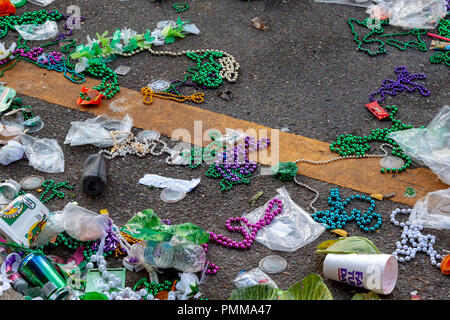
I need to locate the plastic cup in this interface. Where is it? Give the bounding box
[323,253,398,295]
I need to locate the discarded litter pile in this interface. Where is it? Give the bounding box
[0,0,448,302]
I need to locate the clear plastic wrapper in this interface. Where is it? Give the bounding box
[242,187,325,252]
[60,203,109,241]
[27,0,56,6]
[234,267,278,288]
[409,188,450,230]
[32,211,64,247]
[367,0,447,29]
[388,105,450,185]
[0,140,24,165]
[20,134,64,173]
[64,114,133,148]
[314,0,376,8]
[14,21,59,41]
[142,239,206,273]
[1,109,24,130]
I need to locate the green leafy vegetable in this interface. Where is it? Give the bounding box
[279,274,333,300]
[315,236,380,255]
[351,292,381,300]
[229,284,280,300]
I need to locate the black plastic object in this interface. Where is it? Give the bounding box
[82,154,108,197]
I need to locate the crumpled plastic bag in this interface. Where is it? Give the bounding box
[32,211,64,247]
[234,268,278,288]
[314,0,376,8]
[175,273,201,300]
[367,0,447,29]
[64,114,133,148]
[14,20,59,41]
[27,0,55,6]
[388,105,450,185]
[0,140,24,165]
[120,209,209,245]
[36,203,109,244]
[242,187,325,252]
[409,188,450,230]
[61,203,109,241]
[20,134,64,173]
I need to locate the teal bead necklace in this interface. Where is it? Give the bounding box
[0,9,63,39]
[312,188,382,232]
[329,105,421,174]
[348,18,427,56]
[39,179,75,204]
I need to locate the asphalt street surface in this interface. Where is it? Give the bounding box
[0,0,449,300]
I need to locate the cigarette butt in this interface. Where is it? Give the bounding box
[370,193,384,201]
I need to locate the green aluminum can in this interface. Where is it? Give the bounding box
[18,253,69,300]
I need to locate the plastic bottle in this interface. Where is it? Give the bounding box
[143,241,206,273]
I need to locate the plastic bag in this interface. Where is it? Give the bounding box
[64,114,133,148]
[0,140,24,165]
[234,268,278,288]
[27,0,55,6]
[242,187,325,252]
[32,211,64,247]
[1,109,24,130]
[60,203,109,241]
[20,134,64,173]
[367,0,447,29]
[14,20,59,41]
[314,0,376,8]
[388,105,450,185]
[409,188,450,230]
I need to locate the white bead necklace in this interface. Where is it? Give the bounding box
[390,208,443,269]
[98,131,185,165]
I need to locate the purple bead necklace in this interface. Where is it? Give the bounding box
[369,66,430,103]
[207,198,283,250]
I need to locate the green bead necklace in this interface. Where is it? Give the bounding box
[348,18,427,56]
[143,280,173,296]
[181,131,222,169]
[329,105,423,174]
[39,179,75,204]
[85,62,120,99]
[172,3,189,13]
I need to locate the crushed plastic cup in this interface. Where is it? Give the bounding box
[259,255,287,274]
[136,130,161,142]
[160,187,186,203]
[323,253,398,295]
[380,156,405,169]
[23,116,44,133]
[148,79,171,92]
[20,176,44,190]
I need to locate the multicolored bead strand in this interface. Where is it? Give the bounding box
[207,198,283,249]
[311,189,382,232]
[429,18,450,67]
